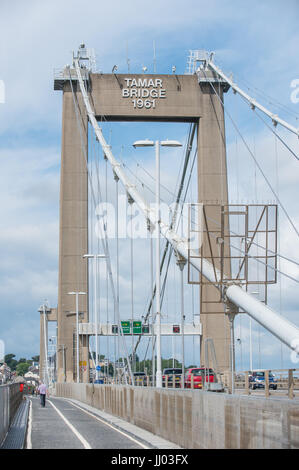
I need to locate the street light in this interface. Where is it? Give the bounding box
[68,291,86,383]
[249,291,259,372]
[83,253,106,382]
[133,139,182,388]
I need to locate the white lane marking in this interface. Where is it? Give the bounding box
[26,399,33,449]
[68,400,149,449]
[48,399,92,449]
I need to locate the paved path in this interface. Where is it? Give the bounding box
[28,396,147,449]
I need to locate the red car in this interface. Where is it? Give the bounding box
[185,368,215,389]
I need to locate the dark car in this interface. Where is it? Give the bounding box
[249,371,277,390]
[133,371,147,386]
[162,368,182,388]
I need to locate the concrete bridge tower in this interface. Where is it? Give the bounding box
[52,47,231,382]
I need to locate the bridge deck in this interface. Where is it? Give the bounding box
[28,396,178,449]
[28,396,146,449]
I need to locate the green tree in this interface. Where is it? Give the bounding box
[16,362,30,376]
[32,355,39,362]
[108,363,114,376]
[4,354,18,371]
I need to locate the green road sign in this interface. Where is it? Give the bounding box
[121,321,130,334]
[116,321,144,335]
[133,321,142,334]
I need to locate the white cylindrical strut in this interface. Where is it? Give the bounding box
[74,60,299,358]
[226,284,299,354]
[207,60,299,137]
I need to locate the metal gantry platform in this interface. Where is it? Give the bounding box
[78,322,202,337]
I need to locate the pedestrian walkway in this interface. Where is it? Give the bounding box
[1,399,29,449]
[27,396,179,449]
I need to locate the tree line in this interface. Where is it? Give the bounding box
[4,354,39,376]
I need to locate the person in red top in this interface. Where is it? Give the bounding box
[19,383,24,392]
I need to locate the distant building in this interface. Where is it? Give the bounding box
[24,369,40,385]
[0,363,12,384]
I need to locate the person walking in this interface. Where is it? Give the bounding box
[37,381,48,407]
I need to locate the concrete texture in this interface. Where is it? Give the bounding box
[56,383,299,449]
[90,74,201,121]
[56,83,89,383]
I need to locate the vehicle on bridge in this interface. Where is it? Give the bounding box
[249,371,278,390]
[184,368,215,389]
[162,368,182,388]
[133,371,146,386]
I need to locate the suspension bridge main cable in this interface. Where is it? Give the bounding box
[207,60,299,137]
[240,96,299,162]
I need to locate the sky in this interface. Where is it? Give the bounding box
[0,0,299,373]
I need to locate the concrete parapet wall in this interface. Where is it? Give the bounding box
[0,383,23,446]
[55,383,299,449]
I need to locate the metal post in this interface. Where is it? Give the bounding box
[94,257,99,381]
[265,370,270,398]
[245,371,250,395]
[155,140,162,389]
[177,259,186,389]
[43,304,49,386]
[75,293,79,383]
[150,226,155,388]
[249,317,253,372]
[228,314,235,394]
[114,173,120,384]
[288,369,294,399]
[63,346,66,382]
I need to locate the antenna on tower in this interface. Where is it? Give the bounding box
[126,41,130,73]
[153,40,157,73]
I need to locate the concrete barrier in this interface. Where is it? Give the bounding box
[55,383,299,449]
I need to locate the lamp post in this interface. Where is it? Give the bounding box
[133,139,182,387]
[83,254,106,382]
[249,291,259,372]
[68,291,86,383]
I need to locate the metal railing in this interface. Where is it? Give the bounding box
[96,369,299,398]
[98,373,215,389]
[233,368,299,399]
